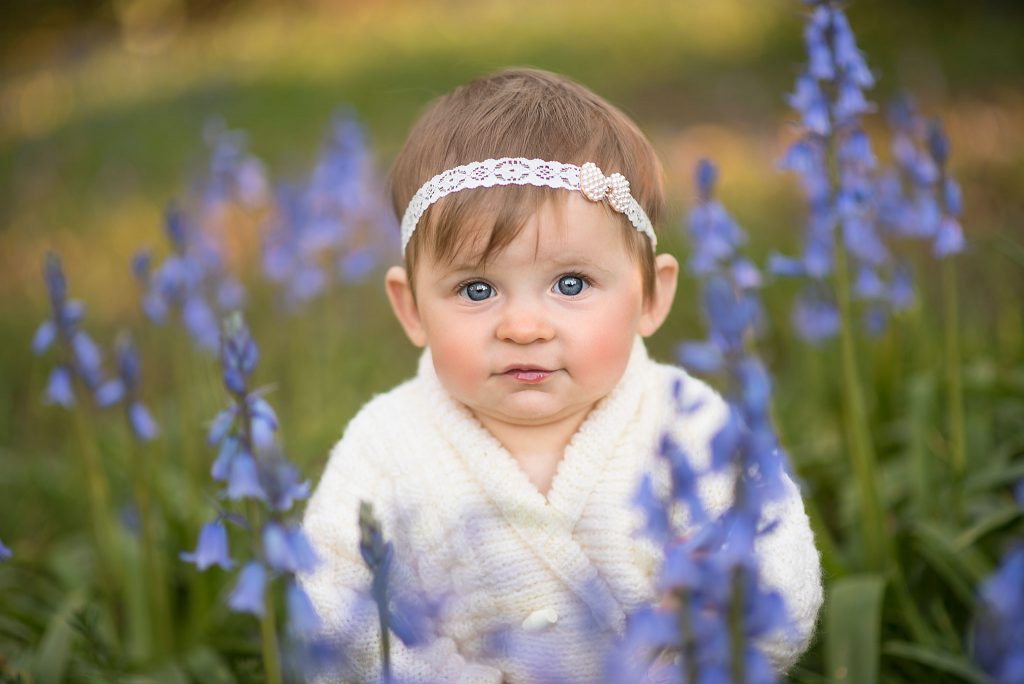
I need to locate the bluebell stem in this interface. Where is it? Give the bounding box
[615,161,794,683]
[772,0,890,575]
[261,109,399,310]
[357,501,436,681]
[33,253,107,404]
[971,536,1024,683]
[0,538,11,562]
[186,311,322,684]
[879,102,969,493]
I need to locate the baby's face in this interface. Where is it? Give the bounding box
[409,193,652,431]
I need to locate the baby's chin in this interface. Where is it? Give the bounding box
[474,392,599,427]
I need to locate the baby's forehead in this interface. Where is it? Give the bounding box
[430,225,627,275]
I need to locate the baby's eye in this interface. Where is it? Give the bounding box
[554,274,589,296]
[459,280,495,301]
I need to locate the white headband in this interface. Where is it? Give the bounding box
[399,157,657,255]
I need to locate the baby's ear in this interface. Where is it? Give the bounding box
[638,253,679,337]
[385,266,427,347]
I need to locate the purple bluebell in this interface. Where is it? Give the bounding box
[618,158,800,682]
[972,545,1024,683]
[225,451,266,502]
[793,289,840,342]
[261,109,398,310]
[228,561,268,617]
[136,171,249,351]
[263,522,319,574]
[45,365,75,408]
[687,160,754,281]
[201,117,269,209]
[358,501,433,651]
[0,538,11,562]
[258,448,312,512]
[34,253,111,405]
[96,333,160,441]
[180,519,234,571]
[286,581,321,636]
[771,1,904,341]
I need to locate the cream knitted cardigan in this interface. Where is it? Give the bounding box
[300,337,823,683]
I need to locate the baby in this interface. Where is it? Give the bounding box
[300,67,823,683]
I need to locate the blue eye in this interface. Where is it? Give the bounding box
[555,275,588,296]
[460,281,494,301]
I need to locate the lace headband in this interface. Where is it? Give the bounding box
[399,157,657,254]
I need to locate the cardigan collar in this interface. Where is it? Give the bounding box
[415,336,652,630]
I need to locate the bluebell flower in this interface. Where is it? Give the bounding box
[286,581,322,636]
[95,334,160,441]
[972,545,1024,683]
[137,190,247,352]
[263,522,320,574]
[34,253,112,405]
[181,519,235,571]
[793,289,840,342]
[774,1,903,340]
[357,501,434,651]
[0,538,11,562]
[620,158,799,682]
[228,561,268,617]
[45,365,75,408]
[225,451,266,502]
[261,109,398,310]
[258,448,312,512]
[202,117,269,209]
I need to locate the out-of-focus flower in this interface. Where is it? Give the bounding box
[33,253,109,406]
[771,1,900,341]
[180,519,235,571]
[617,160,796,682]
[229,561,268,616]
[96,333,160,441]
[261,109,399,310]
[972,544,1024,684]
[0,538,11,562]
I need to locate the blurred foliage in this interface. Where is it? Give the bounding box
[0,1,1022,682]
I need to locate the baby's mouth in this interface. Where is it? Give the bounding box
[502,367,555,383]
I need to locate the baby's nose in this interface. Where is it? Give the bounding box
[495,301,555,344]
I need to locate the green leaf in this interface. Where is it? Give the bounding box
[826,574,886,684]
[954,505,1023,551]
[32,591,84,684]
[882,640,993,683]
[912,523,986,606]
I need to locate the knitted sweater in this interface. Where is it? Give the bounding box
[300,337,823,683]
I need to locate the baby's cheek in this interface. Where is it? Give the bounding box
[430,338,484,399]
[579,309,637,385]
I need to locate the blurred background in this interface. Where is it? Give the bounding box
[1,0,1023,681]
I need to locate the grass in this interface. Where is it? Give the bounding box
[1,1,1023,682]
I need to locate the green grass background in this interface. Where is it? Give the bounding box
[1,1,1023,681]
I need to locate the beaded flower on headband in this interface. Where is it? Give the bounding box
[399,157,657,254]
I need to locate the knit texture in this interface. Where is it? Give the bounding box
[300,337,823,682]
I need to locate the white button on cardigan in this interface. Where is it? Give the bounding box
[521,608,559,632]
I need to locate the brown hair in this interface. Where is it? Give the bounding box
[387,67,665,300]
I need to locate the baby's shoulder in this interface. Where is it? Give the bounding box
[645,355,728,418]
[322,373,434,474]
[643,355,731,469]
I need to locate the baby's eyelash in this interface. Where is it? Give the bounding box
[453,278,492,295]
[561,271,594,285]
